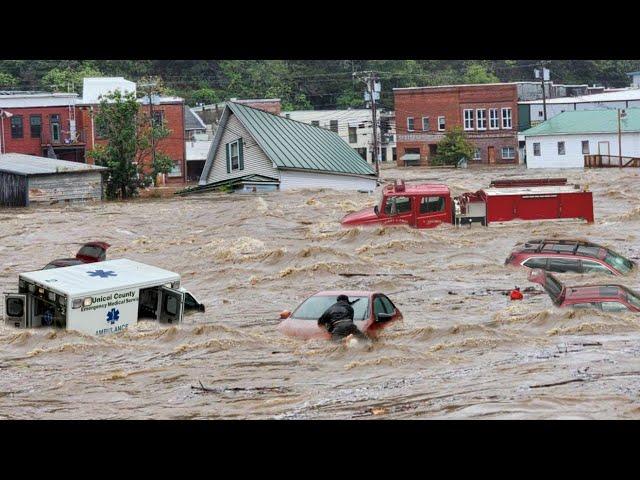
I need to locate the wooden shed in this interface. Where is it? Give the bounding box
[0,154,107,207]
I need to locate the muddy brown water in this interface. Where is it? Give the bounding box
[2,165,640,419]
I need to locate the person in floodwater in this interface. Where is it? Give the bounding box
[509,286,524,301]
[318,294,368,342]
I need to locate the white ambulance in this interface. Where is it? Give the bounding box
[3,259,204,336]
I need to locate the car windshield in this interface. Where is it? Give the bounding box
[603,250,634,274]
[293,295,369,321]
[625,288,640,309]
[78,245,105,260]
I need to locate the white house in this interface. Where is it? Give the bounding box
[628,71,640,89]
[280,109,396,165]
[523,109,640,169]
[198,102,378,192]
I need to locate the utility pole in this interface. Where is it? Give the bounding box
[535,63,550,121]
[618,108,626,166]
[354,70,381,175]
[139,80,159,180]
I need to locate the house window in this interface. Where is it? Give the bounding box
[533,142,541,156]
[30,115,42,138]
[476,109,487,130]
[473,148,481,160]
[489,109,499,129]
[438,116,445,131]
[538,110,544,117]
[463,109,474,130]
[501,108,512,129]
[329,120,338,133]
[501,147,516,159]
[582,140,590,154]
[152,111,164,127]
[226,139,244,172]
[10,115,23,138]
[558,141,566,155]
[168,161,182,177]
[348,126,357,143]
[392,147,397,161]
[311,120,320,127]
[422,117,429,131]
[407,117,415,132]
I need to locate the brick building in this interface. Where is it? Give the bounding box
[394,83,519,166]
[0,78,187,184]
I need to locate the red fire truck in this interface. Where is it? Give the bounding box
[341,178,594,229]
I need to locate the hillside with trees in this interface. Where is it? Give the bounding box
[1,60,638,110]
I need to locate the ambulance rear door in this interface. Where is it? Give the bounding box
[4,293,27,328]
[158,287,184,324]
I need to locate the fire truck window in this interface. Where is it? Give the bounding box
[523,257,548,269]
[547,258,581,273]
[384,196,411,215]
[420,196,445,214]
[601,301,629,312]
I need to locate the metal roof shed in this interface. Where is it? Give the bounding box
[0,153,107,207]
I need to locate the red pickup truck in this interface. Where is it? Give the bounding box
[341,178,594,229]
[42,242,111,270]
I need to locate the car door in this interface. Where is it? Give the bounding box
[382,196,413,226]
[547,258,582,274]
[158,287,184,324]
[581,260,615,276]
[415,196,448,229]
[4,293,27,328]
[600,301,631,313]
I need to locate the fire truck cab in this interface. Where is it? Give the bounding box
[341,180,453,229]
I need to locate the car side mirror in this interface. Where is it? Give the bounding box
[374,205,380,216]
[279,310,291,319]
[376,312,394,322]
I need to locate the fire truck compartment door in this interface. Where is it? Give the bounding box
[158,287,184,324]
[4,293,27,328]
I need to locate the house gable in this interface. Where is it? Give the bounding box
[200,110,278,185]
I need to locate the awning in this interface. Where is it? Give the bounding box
[400,153,420,161]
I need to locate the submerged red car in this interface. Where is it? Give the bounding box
[277,290,403,340]
[42,242,111,270]
[506,239,634,276]
[528,268,640,312]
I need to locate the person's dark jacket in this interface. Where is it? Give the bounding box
[318,300,355,333]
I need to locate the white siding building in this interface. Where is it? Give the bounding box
[523,109,640,169]
[281,109,396,164]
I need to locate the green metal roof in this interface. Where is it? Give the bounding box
[227,102,376,176]
[522,108,640,137]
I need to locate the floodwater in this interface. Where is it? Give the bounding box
[2,164,640,419]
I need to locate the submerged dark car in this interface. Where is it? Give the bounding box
[42,242,111,270]
[505,239,635,276]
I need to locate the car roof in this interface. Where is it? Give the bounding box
[82,241,111,249]
[314,290,375,297]
[514,239,605,259]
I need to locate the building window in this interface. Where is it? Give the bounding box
[422,117,429,131]
[501,147,516,159]
[501,108,512,129]
[151,110,164,127]
[438,116,445,131]
[533,142,541,156]
[168,161,182,177]
[473,148,481,160]
[476,109,487,130]
[463,109,474,130]
[30,115,42,138]
[392,147,397,161]
[407,117,415,132]
[557,141,565,155]
[329,120,338,133]
[311,120,320,127]
[489,109,499,129]
[582,140,590,154]
[348,126,357,143]
[10,115,23,139]
[226,139,243,171]
[357,148,367,159]
[538,110,544,118]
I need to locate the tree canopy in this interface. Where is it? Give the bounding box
[0,60,638,109]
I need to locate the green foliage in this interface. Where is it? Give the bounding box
[189,87,222,105]
[41,63,103,93]
[88,90,169,199]
[0,72,18,88]
[462,64,500,84]
[432,127,475,167]
[336,89,364,109]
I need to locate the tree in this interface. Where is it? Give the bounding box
[41,63,103,93]
[462,63,500,84]
[432,127,475,167]
[88,90,171,199]
[0,72,18,88]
